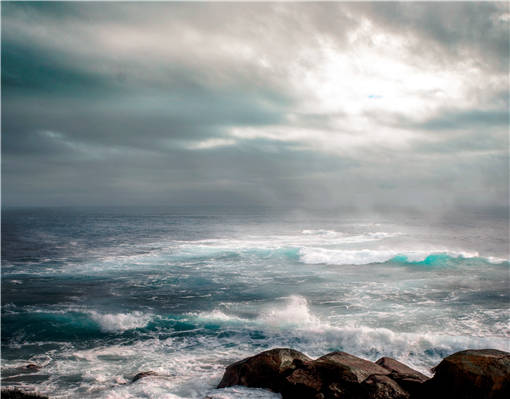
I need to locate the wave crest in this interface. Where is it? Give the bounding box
[88,311,152,332]
[298,247,506,266]
[257,295,320,327]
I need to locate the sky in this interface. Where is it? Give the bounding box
[2,1,509,216]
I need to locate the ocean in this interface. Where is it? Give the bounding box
[1,207,509,398]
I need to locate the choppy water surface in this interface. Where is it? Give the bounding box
[2,207,509,398]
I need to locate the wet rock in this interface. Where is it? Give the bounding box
[361,374,410,399]
[424,349,510,399]
[375,357,428,395]
[132,370,158,382]
[283,352,392,399]
[283,359,334,398]
[217,348,510,399]
[1,389,49,399]
[375,357,428,381]
[316,352,390,383]
[25,364,41,371]
[219,349,393,399]
[217,348,311,392]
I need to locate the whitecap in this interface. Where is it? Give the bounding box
[88,311,153,333]
[299,247,483,265]
[257,295,321,328]
[195,309,245,323]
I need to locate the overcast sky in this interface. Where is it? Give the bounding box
[2,2,509,215]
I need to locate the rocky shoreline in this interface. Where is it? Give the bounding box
[217,348,510,399]
[3,348,509,398]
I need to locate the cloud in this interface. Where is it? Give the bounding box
[1,2,508,216]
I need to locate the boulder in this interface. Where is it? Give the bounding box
[25,364,41,371]
[424,349,510,399]
[132,370,158,382]
[284,357,352,398]
[361,374,410,399]
[375,357,428,395]
[284,352,392,399]
[218,349,395,399]
[217,348,510,399]
[317,352,390,383]
[217,348,311,393]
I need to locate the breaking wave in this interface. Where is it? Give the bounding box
[88,311,153,333]
[299,248,508,266]
[186,295,509,372]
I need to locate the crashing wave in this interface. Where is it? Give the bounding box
[298,247,507,266]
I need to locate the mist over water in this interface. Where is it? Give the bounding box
[1,207,509,398]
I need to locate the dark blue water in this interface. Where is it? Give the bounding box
[2,207,509,398]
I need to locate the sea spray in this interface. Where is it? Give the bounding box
[2,208,508,398]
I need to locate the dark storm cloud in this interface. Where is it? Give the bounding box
[2,2,508,215]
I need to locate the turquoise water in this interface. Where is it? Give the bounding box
[2,207,509,398]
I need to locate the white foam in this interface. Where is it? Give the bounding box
[299,247,481,265]
[206,386,281,399]
[301,229,397,243]
[196,296,321,329]
[257,295,321,328]
[301,229,339,237]
[169,229,400,260]
[196,309,245,323]
[73,345,138,362]
[5,295,510,398]
[88,311,153,332]
[486,255,509,264]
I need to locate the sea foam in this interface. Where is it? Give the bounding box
[298,247,492,265]
[88,311,153,332]
[257,295,320,328]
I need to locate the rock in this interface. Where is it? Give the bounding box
[217,348,311,392]
[217,348,510,399]
[375,357,428,395]
[361,374,410,399]
[317,352,390,383]
[375,357,428,381]
[218,349,393,399]
[0,389,49,399]
[283,352,392,399]
[424,349,510,399]
[132,370,158,382]
[25,364,41,370]
[283,359,335,398]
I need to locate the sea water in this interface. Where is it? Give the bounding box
[1,207,509,398]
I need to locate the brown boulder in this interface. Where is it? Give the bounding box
[217,348,311,392]
[375,357,428,395]
[284,352,392,398]
[361,374,410,399]
[218,349,396,399]
[217,348,510,399]
[284,364,326,398]
[317,352,390,383]
[424,349,510,399]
